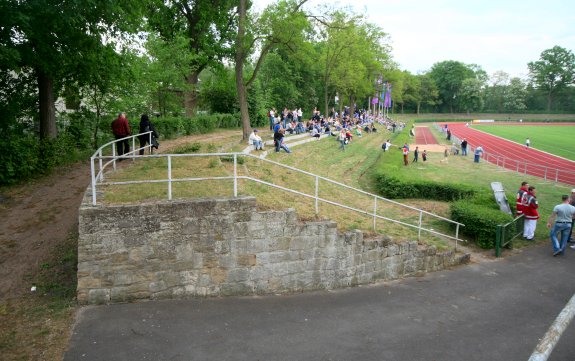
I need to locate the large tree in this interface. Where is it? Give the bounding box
[528,45,575,111]
[147,0,237,117]
[235,0,309,140]
[0,0,144,139]
[429,60,477,113]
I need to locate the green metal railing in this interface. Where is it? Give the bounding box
[495,215,524,257]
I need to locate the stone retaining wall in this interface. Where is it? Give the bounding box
[77,197,469,304]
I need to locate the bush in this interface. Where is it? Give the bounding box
[450,199,513,249]
[374,173,476,201]
[0,132,90,186]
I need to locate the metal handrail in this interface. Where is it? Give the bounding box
[90,137,466,248]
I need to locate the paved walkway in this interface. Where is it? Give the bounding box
[65,243,575,361]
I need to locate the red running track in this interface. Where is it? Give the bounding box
[415,126,438,144]
[448,123,575,186]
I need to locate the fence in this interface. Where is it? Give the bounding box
[495,215,524,257]
[90,134,466,249]
[434,123,575,184]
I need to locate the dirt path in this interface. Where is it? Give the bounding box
[0,132,243,301]
[0,163,91,300]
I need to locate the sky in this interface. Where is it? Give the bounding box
[253,0,575,80]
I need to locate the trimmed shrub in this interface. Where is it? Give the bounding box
[374,173,476,201]
[450,199,513,249]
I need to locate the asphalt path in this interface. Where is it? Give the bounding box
[65,243,575,361]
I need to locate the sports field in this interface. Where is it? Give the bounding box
[471,123,575,161]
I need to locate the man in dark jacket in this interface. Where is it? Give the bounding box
[111,112,131,157]
[461,138,468,156]
[138,114,159,155]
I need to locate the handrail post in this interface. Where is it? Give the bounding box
[234,154,238,197]
[98,149,104,181]
[132,137,136,162]
[455,224,460,252]
[544,167,548,182]
[91,157,97,205]
[555,169,559,183]
[373,196,377,231]
[112,143,117,171]
[314,176,319,215]
[495,225,503,257]
[418,210,423,241]
[149,132,152,154]
[168,155,172,200]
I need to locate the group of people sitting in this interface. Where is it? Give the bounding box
[249,111,383,153]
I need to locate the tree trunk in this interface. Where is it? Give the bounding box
[323,82,329,117]
[92,86,101,148]
[547,90,552,112]
[416,102,420,115]
[184,71,199,117]
[38,70,57,139]
[236,0,250,141]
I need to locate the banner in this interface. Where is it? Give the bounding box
[384,82,392,108]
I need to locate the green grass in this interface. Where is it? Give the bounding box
[472,124,575,161]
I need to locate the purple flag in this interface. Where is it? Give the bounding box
[384,83,392,108]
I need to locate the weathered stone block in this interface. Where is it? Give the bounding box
[237,254,257,267]
[88,288,110,304]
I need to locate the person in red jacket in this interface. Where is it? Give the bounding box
[516,181,529,216]
[111,112,131,158]
[522,186,539,240]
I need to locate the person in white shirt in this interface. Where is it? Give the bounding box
[249,129,264,150]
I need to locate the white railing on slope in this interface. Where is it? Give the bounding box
[90,135,466,249]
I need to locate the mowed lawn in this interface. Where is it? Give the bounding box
[471,124,575,161]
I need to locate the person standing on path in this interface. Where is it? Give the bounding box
[268,108,275,130]
[525,137,530,148]
[402,144,409,166]
[474,146,484,163]
[138,114,159,155]
[546,195,575,256]
[515,181,529,217]
[338,129,346,151]
[111,112,131,158]
[523,186,539,241]
[412,146,419,163]
[568,189,575,244]
[461,138,468,156]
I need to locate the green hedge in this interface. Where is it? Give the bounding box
[142,114,241,139]
[374,173,476,201]
[0,133,89,185]
[450,198,514,249]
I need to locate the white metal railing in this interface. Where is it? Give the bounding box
[90,136,466,249]
[433,123,575,184]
